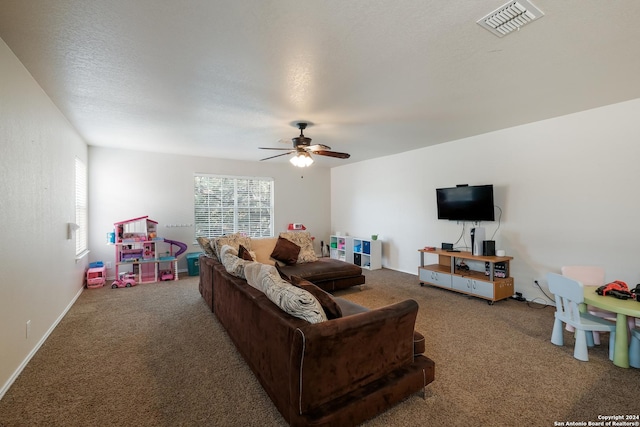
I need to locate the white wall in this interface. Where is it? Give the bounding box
[331,98,640,302]
[89,147,332,276]
[0,38,88,397]
[2,22,637,398]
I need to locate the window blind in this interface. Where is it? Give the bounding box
[194,174,274,238]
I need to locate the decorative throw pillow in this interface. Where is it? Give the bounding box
[290,276,342,320]
[219,244,238,258]
[220,245,252,279]
[196,237,216,258]
[243,262,326,323]
[261,273,327,323]
[212,233,251,260]
[238,244,254,261]
[244,262,278,291]
[270,236,301,265]
[279,231,318,263]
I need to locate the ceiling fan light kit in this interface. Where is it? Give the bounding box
[259,122,350,167]
[290,151,314,167]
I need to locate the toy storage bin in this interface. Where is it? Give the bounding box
[354,253,362,266]
[187,252,202,276]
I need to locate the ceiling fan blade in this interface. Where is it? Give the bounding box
[259,151,294,161]
[258,147,293,151]
[312,150,350,159]
[307,144,332,151]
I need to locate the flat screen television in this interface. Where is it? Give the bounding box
[436,185,495,221]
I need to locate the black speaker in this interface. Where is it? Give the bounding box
[483,240,496,256]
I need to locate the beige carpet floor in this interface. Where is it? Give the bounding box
[1,268,639,426]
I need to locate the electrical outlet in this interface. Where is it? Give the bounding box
[26,320,31,339]
[106,262,112,269]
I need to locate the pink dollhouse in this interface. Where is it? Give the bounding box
[112,216,186,285]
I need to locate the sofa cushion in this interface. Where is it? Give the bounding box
[212,233,252,260]
[270,236,300,265]
[244,262,327,324]
[290,276,342,320]
[196,237,216,259]
[220,245,253,279]
[279,231,318,263]
[244,262,278,291]
[333,296,425,355]
[264,276,327,324]
[279,257,362,282]
[334,297,369,317]
[250,237,278,265]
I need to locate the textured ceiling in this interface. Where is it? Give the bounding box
[1,0,639,166]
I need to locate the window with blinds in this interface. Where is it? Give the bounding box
[75,158,88,256]
[194,174,274,238]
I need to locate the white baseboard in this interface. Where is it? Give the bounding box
[0,285,85,400]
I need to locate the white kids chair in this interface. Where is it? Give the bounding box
[561,266,635,345]
[547,273,616,362]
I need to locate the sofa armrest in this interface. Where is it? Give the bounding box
[290,299,419,415]
[198,255,217,311]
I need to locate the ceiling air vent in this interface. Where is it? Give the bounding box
[477,0,544,37]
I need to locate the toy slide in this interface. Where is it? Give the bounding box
[164,239,187,257]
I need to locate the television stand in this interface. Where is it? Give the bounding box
[418,249,514,304]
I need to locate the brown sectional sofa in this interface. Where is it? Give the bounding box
[207,254,435,426]
[199,255,365,311]
[199,236,365,312]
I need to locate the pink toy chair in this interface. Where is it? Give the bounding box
[561,266,635,345]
